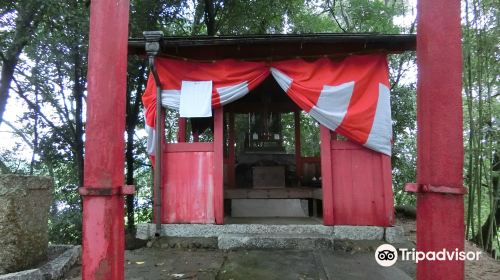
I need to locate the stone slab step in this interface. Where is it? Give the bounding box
[136,223,396,242]
[137,223,336,239]
[218,233,335,250]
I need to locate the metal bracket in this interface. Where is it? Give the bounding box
[79,185,135,196]
[405,183,467,195]
[143,31,163,56]
[143,31,163,88]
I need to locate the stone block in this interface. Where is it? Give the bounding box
[385,226,407,244]
[231,199,309,217]
[218,233,334,250]
[0,269,43,280]
[39,245,81,280]
[333,226,384,240]
[0,175,52,274]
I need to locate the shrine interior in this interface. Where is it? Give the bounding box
[165,76,323,224]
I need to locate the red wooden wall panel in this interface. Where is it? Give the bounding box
[156,108,224,224]
[161,150,215,223]
[321,126,394,226]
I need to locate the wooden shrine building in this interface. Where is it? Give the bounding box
[129,33,415,227]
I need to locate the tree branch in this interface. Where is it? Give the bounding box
[2,120,33,149]
[13,77,76,151]
[325,0,347,33]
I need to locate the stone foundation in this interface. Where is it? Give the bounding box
[0,175,53,274]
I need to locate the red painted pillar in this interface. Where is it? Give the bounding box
[411,0,465,279]
[214,108,224,224]
[294,111,302,182]
[227,112,236,188]
[80,1,130,279]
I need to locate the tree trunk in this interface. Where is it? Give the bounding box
[125,127,136,231]
[473,152,499,254]
[30,80,39,175]
[73,47,85,188]
[0,1,44,125]
[192,0,206,35]
[203,0,216,35]
[0,57,19,125]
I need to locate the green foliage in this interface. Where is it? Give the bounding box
[462,0,499,256]
[275,112,321,157]
[389,53,417,205]
[287,6,339,33]
[299,114,321,157]
[216,0,302,34]
[48,180,82,244]
[132,161,154,224]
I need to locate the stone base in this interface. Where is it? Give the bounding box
[0,175,53,273]
[218,233,335,250]
[0,245,81,280]
[231,199,309,217]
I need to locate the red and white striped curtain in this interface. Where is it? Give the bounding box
[142,54,392,156]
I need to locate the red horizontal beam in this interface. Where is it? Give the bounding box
[79,185,135,196]
[164,142,214,153]
[405,183,467,195]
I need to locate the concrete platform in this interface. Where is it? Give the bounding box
[136,221,405,250]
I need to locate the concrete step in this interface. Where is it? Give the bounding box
[218,233,335,250]
[137,223,393,242]
[138,223,335,239]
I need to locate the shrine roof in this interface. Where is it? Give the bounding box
[128,33,416,60]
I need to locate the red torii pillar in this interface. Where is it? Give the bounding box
[80,0,131,279]
[407,0,465,280]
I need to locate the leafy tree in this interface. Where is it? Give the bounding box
[0,0,48,125]
[462,0,499,256]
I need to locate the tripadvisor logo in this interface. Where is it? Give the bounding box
[374,244,482,267]
[375,244,398,267]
